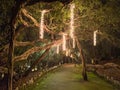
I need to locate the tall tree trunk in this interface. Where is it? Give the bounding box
[8,1,27,90]
[25,48,50,76]
[8,27,15,90]
[76,37,88,81]
[7,1,71,90]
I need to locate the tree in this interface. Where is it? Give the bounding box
[6,0,72,90]
[0,0,120,89]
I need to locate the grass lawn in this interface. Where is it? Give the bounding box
[20,64,119,90]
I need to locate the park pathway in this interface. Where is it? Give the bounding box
[24,64,118,90]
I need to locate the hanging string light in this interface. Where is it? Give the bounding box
[73,38,76,48]
[66,49,71,56]
[62,34,67,51]
[56,44,60,54]
[70,54,73,58]
[65,49,69,56]
[39,10,46,39]
[68,49,71,56]
[70,3,76,48]
[93,30,98,46]
[70,3,75,38]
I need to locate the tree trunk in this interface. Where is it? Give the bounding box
[7,1,71,90]
[8,27,14,90]
[7,1,27,90]
[76,37,88,81]
[24,48,50,76]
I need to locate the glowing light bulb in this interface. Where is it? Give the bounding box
[62,34,66,51]
[56,45,60,54]
[39,10,46,39]
[70,3,75,38]
[93,30,98,46]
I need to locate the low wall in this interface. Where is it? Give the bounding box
[87,63,120,86]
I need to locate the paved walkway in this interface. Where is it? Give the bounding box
[26,64,118,90]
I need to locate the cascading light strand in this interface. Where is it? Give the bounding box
[56,44,60,54]
[66,50,69,56]
[66,49,70,56]
[93,30,98,46]
[70,3,75,38]
[70,3,76,48]
[62,34,66,51]
[39,10,46,39]
[73,37,76,48]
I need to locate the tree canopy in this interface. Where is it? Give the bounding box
[0,0,120,72]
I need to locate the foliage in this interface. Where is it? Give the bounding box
[0,0,14,46]
[0,0,120,67]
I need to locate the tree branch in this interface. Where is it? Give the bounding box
[14,39,48,47]
[21,9,39,27]
[0,66,8,73]
[19,14,29,26]
[14,38,63,62]
[27,0,72,6]
[21,9,56,35]
[25,48,50,76]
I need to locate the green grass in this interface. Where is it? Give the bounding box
[20,65,119,90]
[74,72,117,90]
[20,68,60,90]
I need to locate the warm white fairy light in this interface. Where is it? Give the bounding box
[70,3,75,38]
[73,38,76,48]
[68,49,71,56]
[65,49,69,56]
[93,30,98,46]
[70,3,76,48]
[62,34,67,51]
[70,54,73,58]
[56,44,60,54]
[39,10,46,39]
